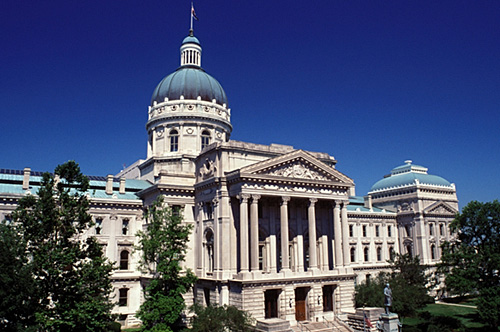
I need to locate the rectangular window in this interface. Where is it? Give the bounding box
[387,225,392,237]
[95,217,103,235]
[119,288,128,306]
[349,225,353,237]
[362,225,367,237]
[122,219,129,235]
[375,225,380,237]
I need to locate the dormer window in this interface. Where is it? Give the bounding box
[170,129,179,152]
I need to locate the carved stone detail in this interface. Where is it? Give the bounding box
[199,158,216,179]
[263,161,330,181]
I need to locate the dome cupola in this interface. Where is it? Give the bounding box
[146,30,232,160]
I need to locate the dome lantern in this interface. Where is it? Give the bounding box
[180,29,201,67]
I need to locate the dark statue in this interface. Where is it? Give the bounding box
[384,283,392,314]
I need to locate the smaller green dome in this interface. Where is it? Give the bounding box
[370,160,452,192]
[182,35,200,45]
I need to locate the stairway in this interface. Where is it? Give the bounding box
[290,320,353,332]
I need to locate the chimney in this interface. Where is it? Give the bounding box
[106,175,114,195]
[119,178,126,194]
[22,167,31,190]
[364,195,372,210]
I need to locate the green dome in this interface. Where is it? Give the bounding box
[370,161,452,192]
[151,66,228,106]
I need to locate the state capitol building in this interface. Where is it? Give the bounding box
[0,28,458,329]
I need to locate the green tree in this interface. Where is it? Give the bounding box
[439,200,500,329]
[0,161,115,331]
[136,196,197,332]
[355,254,433,318]
[187,304,254,332]
[0,219,38,331]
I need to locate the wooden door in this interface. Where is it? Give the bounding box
[265,289,279,319]
[295,287,308,321]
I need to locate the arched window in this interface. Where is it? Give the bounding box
[169,129,179,152]
[120,250,129,270]
[364,247,369,262]
[201,130,210,149]
[406,244,413,257]
[350,247,356,263]
[377,247,382,261]
[119,288,128,306]
[205,229,214,273]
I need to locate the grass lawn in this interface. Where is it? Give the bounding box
[402,303,497,332]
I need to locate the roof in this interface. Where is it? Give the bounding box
[182,35,200,45]
[150,66,228,106]
[348,196,394,214]
[369,161,452,192]
[0,169,151,201]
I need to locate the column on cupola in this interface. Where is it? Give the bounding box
[238,194,250,273]
[308,198,318,270]
[341,201,350,266]
[250,195,261,272]
[333,201,343,267]
[280,196,291,271]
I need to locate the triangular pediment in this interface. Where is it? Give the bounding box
[238,150,353,184]
[423,201,458,215]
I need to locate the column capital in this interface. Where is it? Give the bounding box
[309,198,318,206]
[237,193,251,203]
[281,196,291,205]
[251,194,261,202]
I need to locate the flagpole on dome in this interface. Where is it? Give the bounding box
[190,2,198,36]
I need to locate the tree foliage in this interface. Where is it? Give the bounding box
[355,253,434,318]
[439,200,500,329]
[136,196,197,332]
[187,304,254,332]
[0,161,115,331]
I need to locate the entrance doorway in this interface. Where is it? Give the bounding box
[265,289,280,318]
[295,287,309,321]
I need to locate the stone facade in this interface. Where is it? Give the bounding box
[0,30,458,329]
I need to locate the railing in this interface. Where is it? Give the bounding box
[322,316,339,331]
[297,321,312,332]
[334,313,355,332]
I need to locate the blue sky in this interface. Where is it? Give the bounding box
[1,1,499,207]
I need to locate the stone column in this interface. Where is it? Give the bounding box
[333,201,343,267]
[280,196,291,271]
[321,235,329,270]
[250,194,261,271]
[196,202,204,272]
[269,203,277,273]
[308,198,318,270]
[341,201,350,266]
[238,194,250,273]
